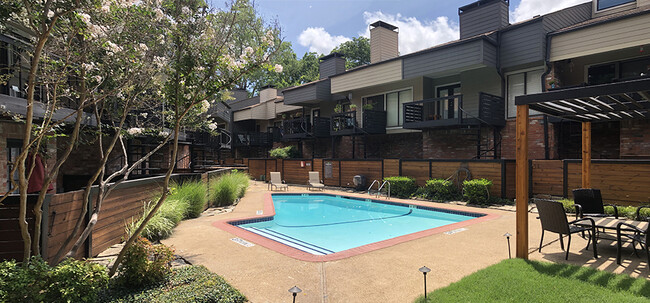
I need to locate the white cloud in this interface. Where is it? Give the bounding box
[511,0,590,23]
[361,11,459,55]
[298,27,351,55]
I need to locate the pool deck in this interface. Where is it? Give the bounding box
[162,181,649,303]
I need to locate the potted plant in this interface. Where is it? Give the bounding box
[334,104,343,113]
[349,104,357,111]
[362,103,374,110]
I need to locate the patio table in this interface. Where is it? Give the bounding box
[575,217,648,238]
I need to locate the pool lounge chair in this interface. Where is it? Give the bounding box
[269,172,288,191]
[308,171,325,191]
[535,199,598,260]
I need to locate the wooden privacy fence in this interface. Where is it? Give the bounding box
[244,158,514,199]
[531,159,650,206]
[245,158,650,206]
[0,168,238,263]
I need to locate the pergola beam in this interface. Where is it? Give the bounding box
[582,122,591,188]
[516,105,529,259]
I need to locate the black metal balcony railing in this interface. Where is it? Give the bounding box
[233,132,273,147]
[330,110,387,135]
[190,130,232,149]
[403,92,504,129]
[281,117,330,139]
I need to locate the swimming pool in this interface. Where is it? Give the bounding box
[224,193,490,259]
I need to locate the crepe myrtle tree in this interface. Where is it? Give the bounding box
[104,0,282,276]
[2,0,281,266]
[0,0,111,264]
[50,0,177,263]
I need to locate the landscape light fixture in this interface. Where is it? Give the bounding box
[419,266,431,299]
[504,232,512,259]
[288,285,302,303]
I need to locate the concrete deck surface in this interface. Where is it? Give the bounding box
[162,181,649,303]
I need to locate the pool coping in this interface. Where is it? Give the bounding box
[213,192,500,262]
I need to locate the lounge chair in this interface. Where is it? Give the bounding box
[535,199,598,260]
[572,188,619,219]
[616,221,650,268]
[269,172,288,191]
[308,171,324,191]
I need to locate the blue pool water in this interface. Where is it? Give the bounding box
[234,194,481,255]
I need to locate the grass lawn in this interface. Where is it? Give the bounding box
[415,259,650,302]
[101,265,246,303]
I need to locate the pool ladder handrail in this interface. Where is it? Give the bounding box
[377,181,391,199]
[367,180,381,195]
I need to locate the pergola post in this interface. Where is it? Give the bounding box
[516,105,529,259]
[582,122,591,188]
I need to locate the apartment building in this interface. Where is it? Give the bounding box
[250,0,650,161]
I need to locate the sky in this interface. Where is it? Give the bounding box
[230,0,592,57]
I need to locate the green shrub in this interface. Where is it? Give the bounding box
[170,181,207,219]
[47,258,109,302]
[268,145,299,159]
[383,176,418,199]
[463,178,493,204]
[0,257,50,302]
[101,265,246,303]
[0,257,108,303]
[117,237,175,288]
[558,198,576,213]
[209,171,250,207]
[423,179,458,201]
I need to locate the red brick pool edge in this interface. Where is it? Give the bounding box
[213,192,500,262]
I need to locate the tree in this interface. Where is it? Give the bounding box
[247,42,320,93]
[1,0,281,269]
[331,36,370,69]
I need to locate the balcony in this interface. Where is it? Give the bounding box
[189,131,231,149]
[281,117,331,139]
[402,92,504,129]
[232,132,272,147]
[330,110,386,136]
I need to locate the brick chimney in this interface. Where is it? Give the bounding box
[319,52,346,79]
[259,85,278,103]
[459,0,509,39]
[370,21,399,64]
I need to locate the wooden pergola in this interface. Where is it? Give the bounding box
[513,78,650,259]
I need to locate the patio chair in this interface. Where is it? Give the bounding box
[572,188,619,219]
[616,221,650,268]
[535,199,598,260]
[308,171,324,191]
[269,172,288,191]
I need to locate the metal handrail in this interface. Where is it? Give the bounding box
[367,179,381,194]
[377,180,391,199]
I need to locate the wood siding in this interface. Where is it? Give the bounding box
[500,21,545,69]
[283,80,331,106]
[459,0,509,39]
[550,13,650,61]
[402,40,494,79]
[331,59,402,94]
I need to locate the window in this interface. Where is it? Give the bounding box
[6,139,22,192]
[597,0,635,10]
[620,57,650,80]
[361,88,412,127]
[588,63,616,85]
[587,56,650,85]
[507,69,543,118]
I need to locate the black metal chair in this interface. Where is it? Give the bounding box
[572,188,619,219]
[616,221,650,269]
[535,199,598,260]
